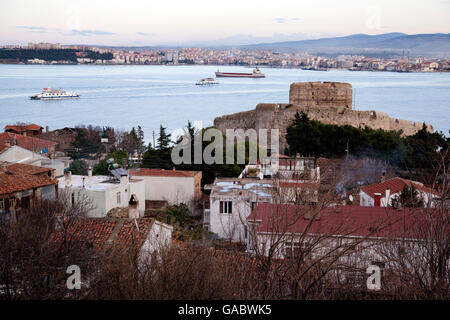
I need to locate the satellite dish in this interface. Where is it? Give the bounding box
[349,195,354,202]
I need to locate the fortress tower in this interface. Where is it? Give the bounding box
[289,81,353,109]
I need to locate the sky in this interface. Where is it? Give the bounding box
[1,0,449,46]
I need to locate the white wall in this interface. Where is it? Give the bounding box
[210,193,270,242]
[59,179,146,218]
[137,175,195,205]
[140,220,173,261]
[0,145,65,177]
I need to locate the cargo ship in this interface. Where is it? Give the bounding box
[30,88,79,100]
[215,67,265,78]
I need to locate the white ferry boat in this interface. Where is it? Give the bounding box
[30,88,80,100]
[195,78,219,86]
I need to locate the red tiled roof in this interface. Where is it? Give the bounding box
[0,163,57,195]
[4,124,43,132]
[129,168,200,178]
[247,203,443,240]
[360,177,439,198]
[0,132,56,154]
[52,218,154,250]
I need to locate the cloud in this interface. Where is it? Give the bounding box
[64,29,116,36]
[274,18,286,23]
[273,18,301,24]
[16,25,47,31]
[136,32,153,36]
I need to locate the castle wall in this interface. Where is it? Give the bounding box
[214,82,433,153]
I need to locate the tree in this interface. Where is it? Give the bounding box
[69,159,88,175]
[136,125,145,160]
[157,125,172,150]
[391,186,424,208]
[69,127,101,159]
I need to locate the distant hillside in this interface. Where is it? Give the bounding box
[242,33,450,57]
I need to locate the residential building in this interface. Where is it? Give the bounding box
[0,132,57,157]
[52,217,173,259]
[206,156,321,242]
[0,162,58,220]
[128,168,202,212]
[58,170,145,218]
[205,178,275,241]
[359,177,439,207]
[4,124,43,136]
[246,203,437,264]
[0,145,67,177]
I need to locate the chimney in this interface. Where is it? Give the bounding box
[120,174,129,185]
[46,126,49,133]
[172,166,176,171]
[304,207,320,220]
[385,188,390,206]
[65,170,72,187]
[13,134,17,145]
[88,166,92,177]
[374,193,382,207]
[128,194,139,219]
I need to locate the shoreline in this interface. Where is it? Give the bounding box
[0,62,448,73]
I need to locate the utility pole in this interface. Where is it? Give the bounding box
[345,139,349,159]
[152,131,156,149]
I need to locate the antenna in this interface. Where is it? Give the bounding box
[134,218,140,233]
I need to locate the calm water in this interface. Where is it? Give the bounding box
[0,64,449,143]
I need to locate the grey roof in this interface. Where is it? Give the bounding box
[110,168,129,180]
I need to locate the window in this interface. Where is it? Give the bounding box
[117,192,121,204]
[9,198,16,209]
[244,226,248,239]
[284,241,305,259]
[251,201,257,211]
[219,201,232,214]
[0,199,4,212]
[71,193,75,206]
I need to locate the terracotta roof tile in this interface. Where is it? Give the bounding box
[247,203,444,240]
[360,177,439,198]
[0,163,57,195]
[5,124,43,132]
[0,132,56,154]
[52,218,154,250]
[129,168,201,178]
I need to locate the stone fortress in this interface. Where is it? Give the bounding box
[214,81,433,152]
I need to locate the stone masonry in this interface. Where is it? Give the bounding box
[214,82,433,153]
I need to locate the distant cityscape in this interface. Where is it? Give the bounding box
[0,42,449,72]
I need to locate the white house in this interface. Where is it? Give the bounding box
[246,203,434,268]
[128,168,202,211]
[206,156,321,242]
[205,178,274,242]
[58,170,146,218]
[0,145,66,177]
[359,177,439,208]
